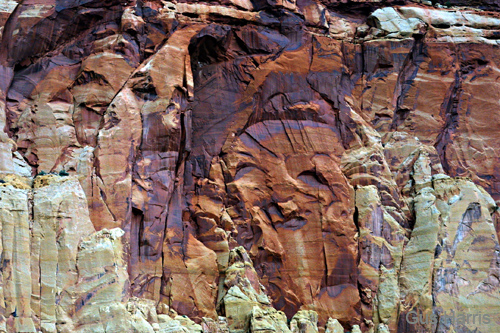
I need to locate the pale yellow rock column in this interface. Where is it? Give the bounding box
[355,185,405,331]
[0,185,36,332]
[0,142,13,174]
[32,176,95,333]
[32,208,57,333]
[431,177,500,332]
[398,186,441,330]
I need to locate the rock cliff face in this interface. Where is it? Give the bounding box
[1,0,500,332]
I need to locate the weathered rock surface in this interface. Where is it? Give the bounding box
[290,310,319,333]
[1,1,500,332]
[325,318,344,333]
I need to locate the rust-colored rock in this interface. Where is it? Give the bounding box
[1,1,500,332]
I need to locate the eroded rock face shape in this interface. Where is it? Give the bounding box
[2,1,500,333]
[220,119,359,322]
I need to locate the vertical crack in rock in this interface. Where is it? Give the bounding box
[451,202,481,257]
[0,183,35,332]
[391,34,427,130]
[435,68,461,175]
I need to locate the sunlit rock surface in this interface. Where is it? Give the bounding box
[1,0,500,332]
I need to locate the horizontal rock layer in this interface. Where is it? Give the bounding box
[1,0,500,332]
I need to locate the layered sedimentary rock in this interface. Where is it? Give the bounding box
[1,0,500,332]
[398,174,500,332]
[0,181,34,332]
